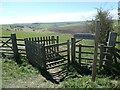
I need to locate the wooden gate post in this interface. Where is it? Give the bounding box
[11,34,21,64]
[71,37,75,63]
[91,20,100,82]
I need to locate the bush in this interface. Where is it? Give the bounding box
[90,8,113,43]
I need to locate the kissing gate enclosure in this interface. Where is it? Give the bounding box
[24,36,70,70]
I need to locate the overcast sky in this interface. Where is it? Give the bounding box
[0,1,118,24]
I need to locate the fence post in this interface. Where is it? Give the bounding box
[11,34,21,64]
[99,44,104,69]
[71,37,75,63]
[106,47,113,70]
[91,20,100,82]
[79,44,82,66]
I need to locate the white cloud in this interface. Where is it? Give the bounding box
[0,11,96,24]
[0,9,117,24]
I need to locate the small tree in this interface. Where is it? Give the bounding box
[90,8,113,43]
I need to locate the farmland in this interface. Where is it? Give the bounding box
[1,21,120,88]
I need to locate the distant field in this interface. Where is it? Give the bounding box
[49,25,90,34]
[1,21,91,34]
[1,30,71,43]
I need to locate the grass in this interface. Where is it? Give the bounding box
[2,58,39,87]
[2,58,120,88]
[2,57,62,88]
[62,76,119,88]
[61,63,120,88]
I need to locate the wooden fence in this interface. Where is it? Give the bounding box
[1,34,59,63]
[71,37,120,69]
[24,37,70,70]
[1,33,119,69]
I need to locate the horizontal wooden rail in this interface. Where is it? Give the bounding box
[116,42,120,44]
[76,45,94,48]
[0,48,13,51]
[76,57,93,60]
[19,52,26,54]
[75,39,82,43]
[45,42,68,48]
[0,52,14,54]
[46,50,68,56]
[0,36,11,38]
[81,58,93,60]
[75,51,94,54]
[17,44,25,46]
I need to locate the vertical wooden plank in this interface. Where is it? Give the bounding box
[99,44,104,69]
[38,37,40,43]
[48,36,51,45]
[32,37,34,41]
[67,40,70,65]
[11,34,21,64]
[43,37,45,45]
[92,20,100,82]
[71,37,75,63]
[40,37,42,44]
[79,44,82,66]
[56,36,59,51]
[29,38,31,41]
[35,37,37,43]
[46,37,48,45]
[51,36,54,52]
[46,37,48,53]
[51,36,54,44]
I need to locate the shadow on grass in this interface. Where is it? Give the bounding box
[99,61,120,79]
[39,68,68,84]
[71,61,92,75]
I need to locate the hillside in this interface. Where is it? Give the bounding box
[1,21,91,34]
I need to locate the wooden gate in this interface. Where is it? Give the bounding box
[0,34,21,64]
[25,39,46,69]
[0,35,13,57]
[24,36,70,70]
